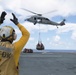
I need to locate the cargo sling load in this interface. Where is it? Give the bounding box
[36,41,44,50]
[36,29,45,50]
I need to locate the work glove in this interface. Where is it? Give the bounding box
[10,13,19,25]
[0,11,7,24]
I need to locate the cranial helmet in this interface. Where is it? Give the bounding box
[0,26,17,42]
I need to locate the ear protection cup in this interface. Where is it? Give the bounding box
[13,32,17,40]
[11,29,17,40]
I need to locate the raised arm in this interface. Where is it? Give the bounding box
[14,23,30,52]
[10,13,30,66]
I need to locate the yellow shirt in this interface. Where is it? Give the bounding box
[13,23,30,66]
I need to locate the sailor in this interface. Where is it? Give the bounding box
[0,11,30,75]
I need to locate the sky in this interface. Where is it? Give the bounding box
[0,0,76,50]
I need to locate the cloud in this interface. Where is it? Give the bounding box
[54,35,61,42]
[0,0,76,17]
[22,22,76,36]
[51,35,63,46]
[57,23,76,34]
[56,0,76,16]
[0,0,21,10]
[49,35,69,49]
[22,21,58,34]
[20,0,76,17]
[71,31,76,41]
[29,37,35,41]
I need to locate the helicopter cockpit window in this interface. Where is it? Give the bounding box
[33,17,36,20]
[45,18,49,20]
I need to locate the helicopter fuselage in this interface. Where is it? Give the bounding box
[26,15,54,24]
[26,15,65,26]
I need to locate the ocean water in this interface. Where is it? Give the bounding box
[20,49,76,75]
[32,49,76,53]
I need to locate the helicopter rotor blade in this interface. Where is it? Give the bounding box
[42,10,57,15]
[21,8,40,15]
[21,8,57,16]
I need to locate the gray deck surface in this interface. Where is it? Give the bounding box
[19,52,76,75]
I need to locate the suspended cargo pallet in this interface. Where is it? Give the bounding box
[36,42,44,50]
[36,25,45,50]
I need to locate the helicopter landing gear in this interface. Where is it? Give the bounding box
[34,21,37,25]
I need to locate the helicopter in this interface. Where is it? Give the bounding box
[22,8,66,28]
